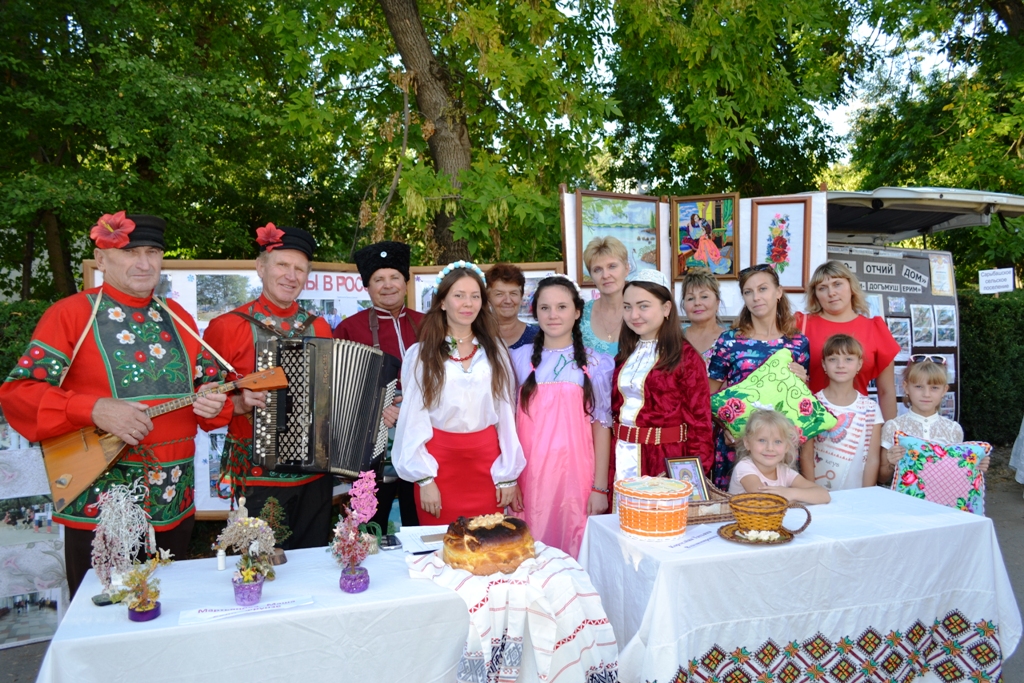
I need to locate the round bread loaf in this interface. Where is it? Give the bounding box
[442,514,536,575]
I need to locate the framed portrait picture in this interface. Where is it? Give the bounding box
[670,192,740,280]
[575,189,660,285]
[664,457,709,502]
[750,196,812,292]
[408,262,564,320]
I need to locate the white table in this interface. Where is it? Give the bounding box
[580,487,1022,683]
[36,548,470,683]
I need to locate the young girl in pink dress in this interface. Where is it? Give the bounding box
[511,276,613,558]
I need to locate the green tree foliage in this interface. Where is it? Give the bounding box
[607,0,872,197]
[850,1,1024,283]
[0,0,363,301]
[957,287,1024,445]
[268,1,617,263]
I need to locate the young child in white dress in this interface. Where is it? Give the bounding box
[878,355,989,485]
[799,334,882,490]
[728,409,830,504]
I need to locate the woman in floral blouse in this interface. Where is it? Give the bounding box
[707,264,810,489]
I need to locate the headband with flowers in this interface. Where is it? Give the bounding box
[547,273,583,295]
[435,260,486,287]
[255,223,285,252]
[90,211,136,249]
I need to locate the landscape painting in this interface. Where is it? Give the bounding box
[575,190,660,285]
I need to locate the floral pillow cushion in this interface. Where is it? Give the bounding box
[892,432,989,515]
[710,349,837,442]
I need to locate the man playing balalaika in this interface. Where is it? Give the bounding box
[0,213,232,598]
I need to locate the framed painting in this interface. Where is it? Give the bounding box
[664,457,709,502]
[407,262,564,320]
[670,193,740,280]
[750,196,812,292]
[575,190,660,285]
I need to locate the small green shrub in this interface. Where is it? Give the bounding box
[958,288,1024,445]
[0,300,52,379]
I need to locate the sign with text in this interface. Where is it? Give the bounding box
[978,267,1015,294]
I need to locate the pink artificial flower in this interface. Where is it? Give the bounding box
[256,223,285,251]
[717,405,735,423]
[90,211,136,249]
[348,470,379,525]
[901,471,917,487]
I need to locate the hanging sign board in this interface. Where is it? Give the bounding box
[978,267,1015,294]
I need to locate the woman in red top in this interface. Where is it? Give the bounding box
[796,261,901,420]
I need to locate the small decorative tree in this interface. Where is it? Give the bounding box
[258,496,292,563]
[90,479,155,593]
[89,478,173,620]
[216,515,278,583]
[330,471,378,594]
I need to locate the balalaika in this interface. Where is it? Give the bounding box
[253,338,401,478]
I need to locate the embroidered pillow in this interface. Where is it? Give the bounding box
[892,432,989,515]
[711,349,837,442]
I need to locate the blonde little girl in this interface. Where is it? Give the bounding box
[728,409,830,504]
[878,355,989,485]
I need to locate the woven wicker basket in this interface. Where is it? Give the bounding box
[615,477,693,540]
[729,492,811,534]
[686,484,734,526]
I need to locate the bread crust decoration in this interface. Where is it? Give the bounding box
[442,514,536,575]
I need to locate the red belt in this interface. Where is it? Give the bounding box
[614,423,688,445]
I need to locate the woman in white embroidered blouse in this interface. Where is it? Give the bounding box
[393,262,525,523]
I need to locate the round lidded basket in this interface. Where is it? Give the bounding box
[615,476,694,540]
[729,492,811,535]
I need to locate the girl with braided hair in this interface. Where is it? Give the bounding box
[510,276,613,558]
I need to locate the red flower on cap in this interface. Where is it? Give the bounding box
[256,223,285,252]
[90,211,136,249]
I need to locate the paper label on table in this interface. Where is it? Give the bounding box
[396,525,448,554]
[178,596,314,625]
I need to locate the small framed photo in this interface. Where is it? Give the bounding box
[664,457,709,502]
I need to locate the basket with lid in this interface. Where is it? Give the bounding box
[614,476,693,540]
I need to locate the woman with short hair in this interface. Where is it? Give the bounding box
[680,268,725,367]
[581,236,629,356]
[796,260,900,421]
[485,263,539,349]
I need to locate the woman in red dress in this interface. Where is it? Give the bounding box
[796,261,901,420]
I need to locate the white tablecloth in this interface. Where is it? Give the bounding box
[580,487,1022,683]
[36,548,469,683]
[408,542,618,683]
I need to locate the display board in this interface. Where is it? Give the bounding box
[83,260,369,335]
[825,245,960,421]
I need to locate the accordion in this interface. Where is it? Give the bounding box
[253,338,401,478]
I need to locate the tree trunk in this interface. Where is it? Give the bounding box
[378,0,471,264]
[989,0,1024,38]
[39,210,76,298]
[21,228,34,300]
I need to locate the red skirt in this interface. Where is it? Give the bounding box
[414,426,502,525]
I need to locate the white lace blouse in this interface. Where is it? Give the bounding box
[392,342,526,485]
[880,410,964,450]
